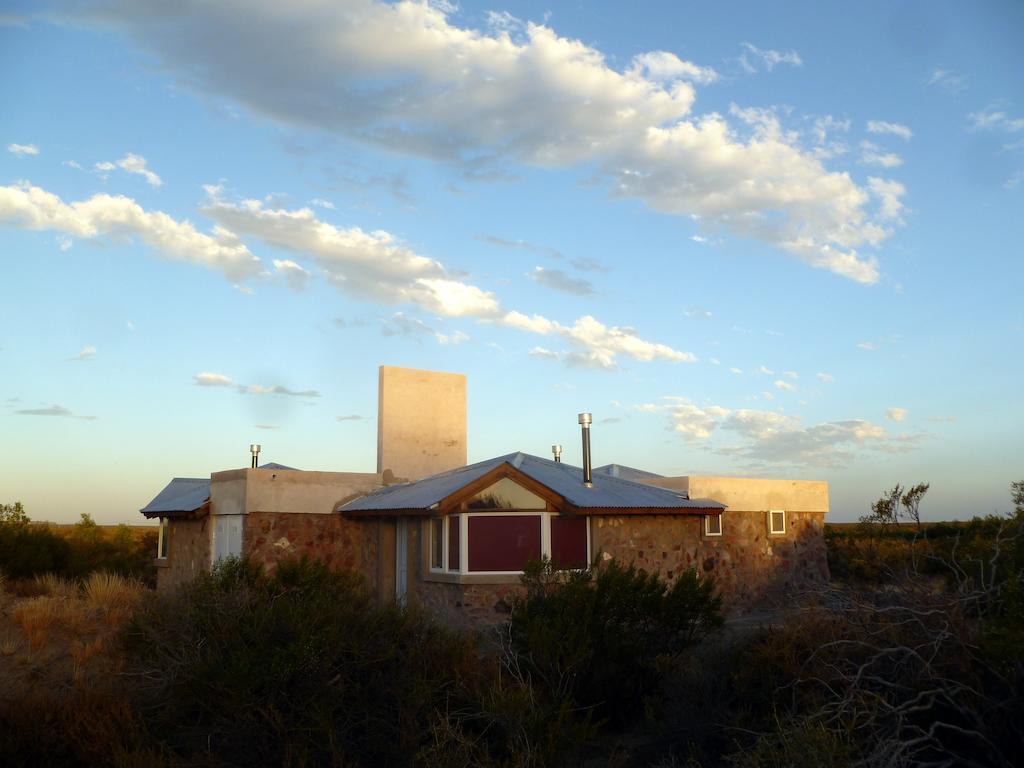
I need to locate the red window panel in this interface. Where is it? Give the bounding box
[467,515,541,572]
[550,516,588,569]
[448,515,461,571]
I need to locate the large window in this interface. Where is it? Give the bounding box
[427,480,589,576]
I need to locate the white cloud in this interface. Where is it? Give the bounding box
[7,143,39,157]
[729,367,742,374]
[310,198,335,209]
[336,414,366,421]
[381,311,469,346]
[69,1,895,283]
[529,346,559,361]
[868,177,907,221]
[739,42,802,73]
[866,121,912,141]
[968,109,1024,133]
[503,311,694,370]
[649,398,919,467]
[202,190,689,368]
[95,153,163,186]
[0,181,262,281]
[683,307,712,318]
[886,407,908,422]
[628,50,718,85]
[783,370,798,379]
[856,341,876,350]
[14,404,96,420]
[529,266,594,296]
[773,379,795,391]
[927,68,966,94]
[63,160,83,169]
[194,372,233,387]
[860,141,903,168]
[272,258,311,291]
[240,384,320,397]
[758,365,774,375]
[709,357,720,365]
[816,372,834,383]
[69,345,96,361]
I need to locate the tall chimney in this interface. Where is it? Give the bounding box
[250,443,261,469]
[552,444,562,463]
[578,413,592,487]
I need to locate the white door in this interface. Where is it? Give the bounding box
[214,514,244,563]
[395,518,408,605]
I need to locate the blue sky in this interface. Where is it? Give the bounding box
[1,0,1022,524]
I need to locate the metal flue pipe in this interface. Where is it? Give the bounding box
[578,413,592,487]
[250,443,261,469]
[552,444,562,463]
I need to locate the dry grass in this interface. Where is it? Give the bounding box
[83,571,143,610]
[0,638,17,656]
[33,572,79,600]
[12,596,59,650]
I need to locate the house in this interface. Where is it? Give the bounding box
[141,365,830,623]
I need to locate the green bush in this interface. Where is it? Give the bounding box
[126,556,494,767]
[509,558,722,726]
[0,523,72,580]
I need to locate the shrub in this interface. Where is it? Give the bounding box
[0,523,71,580]
[508,558,722,727]
[126,556,493,766]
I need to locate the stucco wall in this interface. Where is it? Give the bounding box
[156,516,211,591]
[377,366,467,481]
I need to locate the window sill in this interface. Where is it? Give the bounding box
[422,570,523,585]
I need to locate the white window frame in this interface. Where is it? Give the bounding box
[704,512,723,537]
[768,509,787,535]
[157,517,169,559]
[428,511,591,576]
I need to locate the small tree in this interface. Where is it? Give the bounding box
[861,483,929,529]
[0,502,29,527]
[861,484,903,527]
[1012,480,1024,517]
[900,483,930,530]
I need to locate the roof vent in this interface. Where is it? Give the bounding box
[552,444,562,463]
[250,443,261,469]
[578,413,592,487]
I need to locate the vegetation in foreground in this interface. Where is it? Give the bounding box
[0,482,1021,766]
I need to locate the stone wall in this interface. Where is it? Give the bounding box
[243,511,380,592]
[403,510,829,625]
[156,516,211,591]
[591,510,829,610]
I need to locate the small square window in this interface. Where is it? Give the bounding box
[704,513,722,537]
[768,509,786,535]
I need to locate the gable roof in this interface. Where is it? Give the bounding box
[256,462,300,470]
[140,477,210,519]
[339,452,724,517]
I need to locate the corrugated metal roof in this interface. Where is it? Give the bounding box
[593,464,664,481]
[340,452,724,513]
[140,477,210,518]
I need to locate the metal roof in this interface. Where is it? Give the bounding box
[339,452,724,514]
[140,477,210,518]
[593,464,664,481]
[256,462,299,470]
